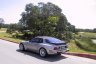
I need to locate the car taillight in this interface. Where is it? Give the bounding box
[54,47,58,50]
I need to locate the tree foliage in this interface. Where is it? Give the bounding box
[0,18,4,29]
[19,2,75,41]
[6,24,19,34]
[93,28,96,33]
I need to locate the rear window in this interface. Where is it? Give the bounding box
[45,37,64,43]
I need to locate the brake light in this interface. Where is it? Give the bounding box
[54,47,58,50]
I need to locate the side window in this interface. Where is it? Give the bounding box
[31,38,37,42]
[37,38,43,43]
[45,39,51,43]
[31,38,43,43]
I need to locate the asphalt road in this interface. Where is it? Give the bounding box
[0,39,96,64]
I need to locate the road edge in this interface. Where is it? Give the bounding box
[0,38,19,44]
[64,52,96,60]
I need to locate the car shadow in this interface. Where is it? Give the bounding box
[16,49,67,62]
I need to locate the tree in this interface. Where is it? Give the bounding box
[2,24,9,28]
[76,28,93,32]
[93,28,96,33]
[19,2,75,41]
[6,24,19,34]
[0,18,4,29]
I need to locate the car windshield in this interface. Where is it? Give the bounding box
[45,37,64,43]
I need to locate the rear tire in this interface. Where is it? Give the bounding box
[39,48,47,57]
[57,53,61,56]
[19,43,25,51]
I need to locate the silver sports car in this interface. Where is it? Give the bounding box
[19,36,69,57]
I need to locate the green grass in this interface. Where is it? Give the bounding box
[0,28,7,31]
[78,32,96,39]
[68,40,88,53]
[0,31,24,43]
[68,40,96,54]
[68,32,96,54]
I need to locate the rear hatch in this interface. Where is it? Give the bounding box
[50,43,68,51]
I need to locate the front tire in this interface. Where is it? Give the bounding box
[19,43,25,51]
[39,48,47,57]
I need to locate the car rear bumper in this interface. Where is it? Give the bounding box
[47,48,69,55]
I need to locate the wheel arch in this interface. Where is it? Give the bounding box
[19,42,27,50]
[39,47,48,54]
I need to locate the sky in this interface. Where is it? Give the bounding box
[0,0,96,29]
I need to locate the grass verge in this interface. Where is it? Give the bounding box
[68,39,96,54]
[0,32,24,43]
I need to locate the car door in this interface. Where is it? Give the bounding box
[26,38,37,51]
[28,38,43,52]
[32,38,43,52]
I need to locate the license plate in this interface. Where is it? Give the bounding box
[59,46,65,50]
[61,46,65,50]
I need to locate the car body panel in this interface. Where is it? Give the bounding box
[20,36,69,55]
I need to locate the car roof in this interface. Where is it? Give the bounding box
[35,36,56,39]
[35,36,65,42]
